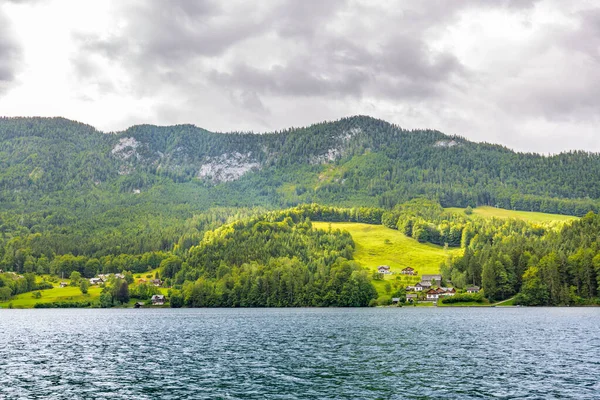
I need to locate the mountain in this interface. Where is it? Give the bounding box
[1,115,600,258]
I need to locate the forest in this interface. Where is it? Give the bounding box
[0,116,599,306]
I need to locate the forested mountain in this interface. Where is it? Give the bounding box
[2,115,600,285]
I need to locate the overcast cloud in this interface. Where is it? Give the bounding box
[0,0,598,153]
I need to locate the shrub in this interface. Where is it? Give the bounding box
[440,293,484,304]
[36,282,53,290]
[34,301,91,308]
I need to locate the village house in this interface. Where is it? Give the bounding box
[89,277,103,285]
[59,282,68,288]
[401,267,416,275]
[114,273,125,279]
[138,278,147,284]
[439,287,456,297]
[467,286,480,293]
[151,279,163,287]
[407,282,429,292]
[426,287,456,300]
[134,302,144,308]
[377,265,391,274]
[406,294,418,303]
[151,294,165,306]
[392,297,400,304]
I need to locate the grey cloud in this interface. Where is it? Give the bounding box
[75,0,266,67]
[271,0,347,39]
[0,12,21,93]
[59,0,600,153]
[491,4,600,121]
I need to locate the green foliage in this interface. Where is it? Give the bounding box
[448,211,600,305]
[169,290,184,308]
[79,279,90,294]
[33,301,91,308]
[440,293,484,304]
[178,212,376,307]
[0,287,12,301]
[2,115,600,308]
[114,280,130,304]
[129,283,160,300]
[69,271,81,285]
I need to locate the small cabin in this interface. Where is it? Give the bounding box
[151,279,163,287]
[151,294,165,305]
[401,267,416,275]
[59,282,68,288]
[467,286,480,293]
[439,287,456,297]
[426,289,440,300]
[377,265,391,274]
[406,294,418,303]
[134,302,144,309]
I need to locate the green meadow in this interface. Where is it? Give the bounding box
[312,222,463,295]
[445,206,578,223]
[0,268,167,309]
[0,286,103,308]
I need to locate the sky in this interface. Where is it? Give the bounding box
[0,0,599,153]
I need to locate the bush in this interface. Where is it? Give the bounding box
[440,293,484,304]
[34,301,91,308]
[36,282,53,290]
[170,291,184,308]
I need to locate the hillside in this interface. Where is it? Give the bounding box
[0,115,600,264]
[312,222,462,297]
[445,206,578,223]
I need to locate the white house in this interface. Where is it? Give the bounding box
[377,265,391,274]
[439,287,456,297]
[401,267,416,275]
[426,289,440,300]
[151,294,165,305]
[467,286,480,293]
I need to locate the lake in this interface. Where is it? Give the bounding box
[1,308,599,399]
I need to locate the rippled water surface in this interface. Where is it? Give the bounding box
[1,308,599,399]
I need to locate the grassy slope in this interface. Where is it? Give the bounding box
[0,286,103,308]
[0,268,167,308]
[445,206,578,223]
[312,222,463,296]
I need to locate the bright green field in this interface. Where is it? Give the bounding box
[0,267,169,308]
[445,206,577,223]
[312,222,463,295]
[0,286,103,308]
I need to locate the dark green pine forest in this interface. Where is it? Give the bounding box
[0,115,599,306]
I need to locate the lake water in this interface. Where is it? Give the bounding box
[0,308,599,399]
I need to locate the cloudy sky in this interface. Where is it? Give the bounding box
[0,0,598,153]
